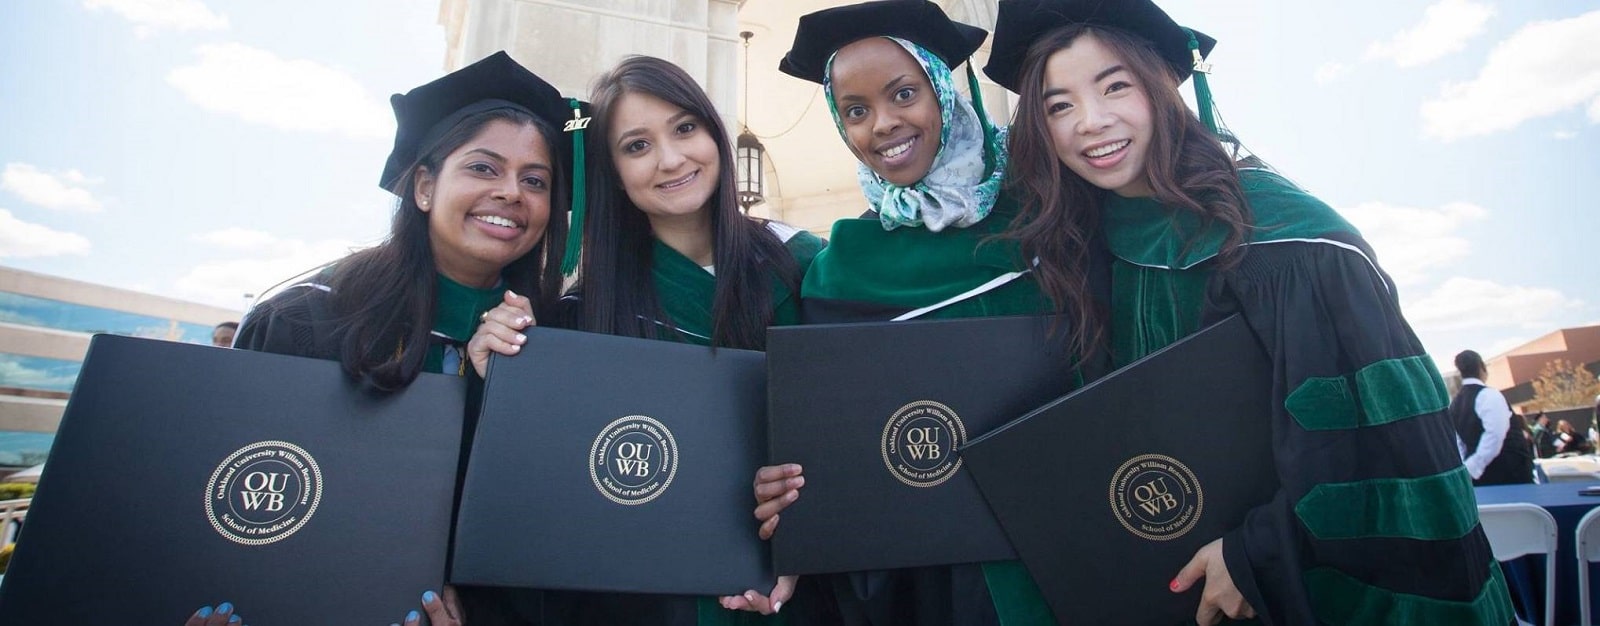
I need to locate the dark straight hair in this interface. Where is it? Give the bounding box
[578,55,798,350]
[327,108,569,390]
[1003,24,1251,360]
[1455,350,1485,380]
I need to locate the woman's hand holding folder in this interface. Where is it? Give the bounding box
[467,291,537,377]
[1169,538,1255,626]
[183,588,461,626]
[715,463,808,614]
[752,463,804,540]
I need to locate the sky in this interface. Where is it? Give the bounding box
[1,0,1596,373]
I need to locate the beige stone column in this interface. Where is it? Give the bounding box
[439,0,743,132]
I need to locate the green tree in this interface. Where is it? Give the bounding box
[1530,359,1600,410]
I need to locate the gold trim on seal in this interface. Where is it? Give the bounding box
[589,415,679,506]
[1107,453,1204,541]
[203,440,324,546]
[880,400,967,488]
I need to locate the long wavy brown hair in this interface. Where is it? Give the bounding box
[1004,24,1251,360]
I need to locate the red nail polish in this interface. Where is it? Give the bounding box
[1169,578,1181,591]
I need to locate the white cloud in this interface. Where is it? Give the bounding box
[1366,0,1495,68]
[176,231,359,307]
[167,43,393,140]
[1,163,104,212]
[1403,277,1584,333]
[1314,62,1351,85]
[1421,9,1600,140]
[1554,130,1578,140]
[0,209,92,258]
[1337,201,1487,286]
[82,0,228,38]
[192,227,283,251]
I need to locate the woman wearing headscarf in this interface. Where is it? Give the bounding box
[750,2,1093,624]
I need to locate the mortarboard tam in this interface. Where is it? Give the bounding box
[379,51,592,275]
[983,0,1215,93]
[380,51,575,190]
[778,0,989,85]
[983,0,1219,131]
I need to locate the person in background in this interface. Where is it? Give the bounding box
[1556,419,1593,455]
[210,321,238,348]
[1452,350,1532,486]
[1530,411,1558,459]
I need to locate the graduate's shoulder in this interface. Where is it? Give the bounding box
[764,219,827,268]
[1239,168,1360,245]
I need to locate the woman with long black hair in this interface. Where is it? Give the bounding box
[468,55,821,625]
[203,51,580,626]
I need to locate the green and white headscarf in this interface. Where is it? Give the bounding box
[823,37,1009,232]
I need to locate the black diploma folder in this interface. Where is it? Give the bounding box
[0,335,465,624]
[961,315,1279,625]
[451,328,774,595]
[766,315,1075,574]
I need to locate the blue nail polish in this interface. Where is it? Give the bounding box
[229,616,241,624]
[423,590,437,603]
[217,602,233,614]
[406,609,420,622]
[197,607,213,618]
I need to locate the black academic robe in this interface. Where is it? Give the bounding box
[537,225,823,626]
[790,196,1099,626]
[1102,168,1512,626]
[236,272,564,626]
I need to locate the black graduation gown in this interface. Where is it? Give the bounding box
[236,273,568,626]
[1102,168,1513,626]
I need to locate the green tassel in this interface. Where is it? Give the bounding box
[560,97,587,277]
[1184,28,1219,135]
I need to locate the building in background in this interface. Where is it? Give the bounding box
[0,266,238,471]
[438,0,1011,235]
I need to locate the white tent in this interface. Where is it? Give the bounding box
[5,464,43,484]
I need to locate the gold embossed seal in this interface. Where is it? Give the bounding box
[881,400,967,488]
[1108,454,1203,541]
[589,415,679,506]
[204,440,323,546]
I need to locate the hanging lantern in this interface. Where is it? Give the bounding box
[736,130,765,211]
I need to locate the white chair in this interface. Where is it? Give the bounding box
[1480,502,1557,626]
[1577,507,1600,625]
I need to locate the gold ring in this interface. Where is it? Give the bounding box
[479,311,490,323]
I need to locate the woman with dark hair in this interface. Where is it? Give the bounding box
[1556,419,1593,455]
[469,55,821,626]
[209,51,580,626]
[570,54,819,350]
[235,51,573,387]
[983,0,1510,624]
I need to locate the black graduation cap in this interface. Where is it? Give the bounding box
[778,0,989,85]
[379,50,579,192]
[378,51,592,275]
[983,0,1216,94]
